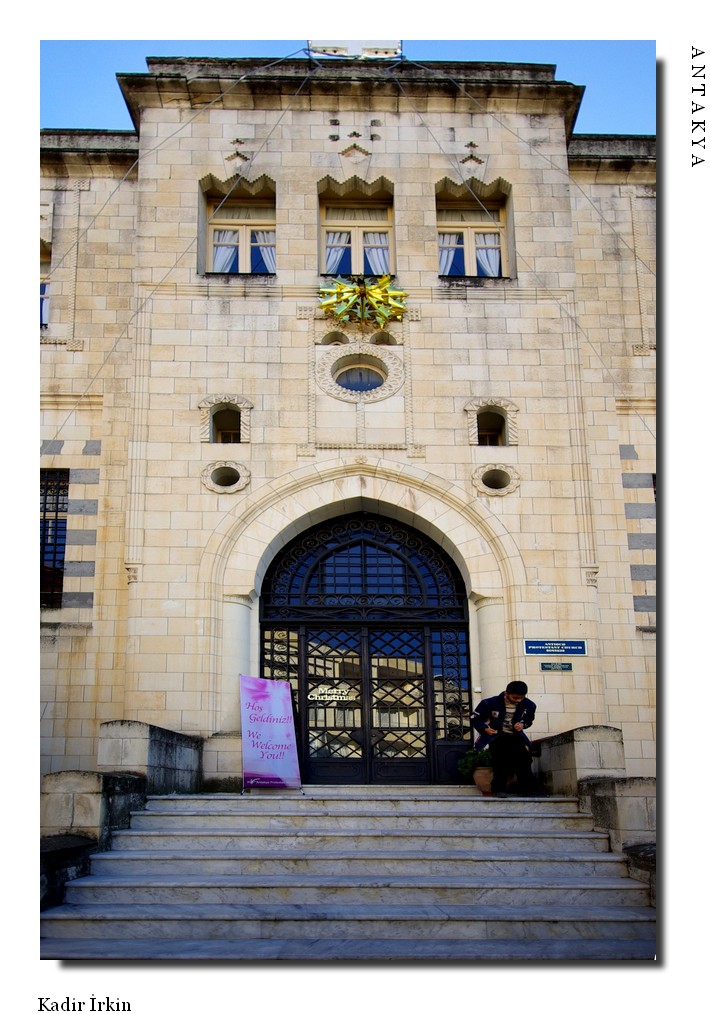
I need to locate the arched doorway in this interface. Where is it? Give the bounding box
[260,513,472,784]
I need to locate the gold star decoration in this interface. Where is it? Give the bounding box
[319,275,408,328]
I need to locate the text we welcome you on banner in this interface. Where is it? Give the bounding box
[239,674,301,789]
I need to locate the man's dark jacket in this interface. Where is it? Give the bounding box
[471,692,536,750]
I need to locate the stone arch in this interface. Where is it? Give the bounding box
[199,457,525,595]
[198,458,528,736]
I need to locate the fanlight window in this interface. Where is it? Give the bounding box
[262,515,466,622]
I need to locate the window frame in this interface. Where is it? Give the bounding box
[320,202,394,277]
[207,201,276,275]
[436,201,507,278]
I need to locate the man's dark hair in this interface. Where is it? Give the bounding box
[506,680,528,695]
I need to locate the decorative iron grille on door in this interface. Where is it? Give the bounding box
[261,514,472,783]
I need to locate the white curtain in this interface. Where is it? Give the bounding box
[438,233,461,275]
[213,230,239,272]
[363,232,389,274]
[252,230,276,273]
[325,207,387,222]
[325,231,350,273]
[475,233,501,277]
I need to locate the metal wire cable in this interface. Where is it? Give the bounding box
[380,59,656,442]
[44,56,320,444]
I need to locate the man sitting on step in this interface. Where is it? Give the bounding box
[471,681,539,797]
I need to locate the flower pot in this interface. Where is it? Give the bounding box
[473,766,494,795]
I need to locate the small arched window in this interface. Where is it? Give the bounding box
[477,410,507,446]
[198,395,253,444]
[464,399,519,447]
[212,407,242,444]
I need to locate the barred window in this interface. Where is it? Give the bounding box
[41,469,69,608]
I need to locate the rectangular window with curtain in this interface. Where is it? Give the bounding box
[321,205,392,276]
[437,206,505,278]
[208,203,276,274]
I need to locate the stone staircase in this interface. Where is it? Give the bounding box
[40,785,656,961]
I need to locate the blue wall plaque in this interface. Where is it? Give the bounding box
[524,639,587,655]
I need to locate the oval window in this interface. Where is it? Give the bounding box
[334,363,386,392]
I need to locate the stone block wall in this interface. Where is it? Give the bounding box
[535,725,627,796]
[578,775,656,852]
[97,720,202,793]
[40,770,146,845]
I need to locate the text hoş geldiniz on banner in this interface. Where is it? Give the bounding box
[239,674,302,789]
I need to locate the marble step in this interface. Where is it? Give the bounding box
[130,808,595,832]
[109,827,611,853]
[39,935,657,961]
[40,901,657,942]
[90,848,630,877]
[145,793,581,813]
[64,873,652,907]
[243,785,493,797]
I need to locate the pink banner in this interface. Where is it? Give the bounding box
[240,675,301,789]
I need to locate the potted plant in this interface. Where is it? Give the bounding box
[458,746,494,795]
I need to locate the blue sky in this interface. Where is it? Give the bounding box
[40,39,656,135]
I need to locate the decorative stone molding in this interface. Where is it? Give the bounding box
[435,174,512,201]
[316,325,402,346]
[201,461,251,494]
[125,564,140,584]
[315,342,404,404]
[464,398,519,445]
[40,334,85,351]
[472,464,521,496]
[317,174,394,201]
[198,395,253,443]
[585,568,599,588]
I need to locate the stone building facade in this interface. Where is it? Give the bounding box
[40,56,656,788]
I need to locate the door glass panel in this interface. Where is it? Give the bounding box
[431,628,471,743]
[370,630,427,758]
[306,630,363,759]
